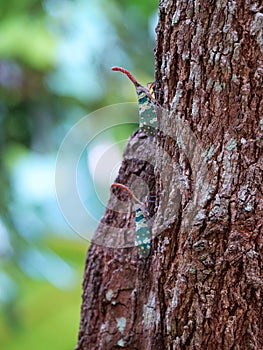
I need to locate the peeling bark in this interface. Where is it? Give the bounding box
[76,1,263,349]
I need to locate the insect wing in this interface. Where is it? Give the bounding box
[137,90,158,136]
[135,208,151,257]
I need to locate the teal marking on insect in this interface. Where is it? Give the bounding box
[112,66,158,136]
[134,207,151,257]
[111,183,151,258]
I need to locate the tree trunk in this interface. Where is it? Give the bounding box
[76,1,263,349]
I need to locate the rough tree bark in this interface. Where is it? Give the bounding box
[76,1,263,349]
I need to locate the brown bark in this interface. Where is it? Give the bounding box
[76,1,263,349]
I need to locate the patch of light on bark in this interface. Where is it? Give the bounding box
[116,317,126,334]
[250,13,263,52]
[105,289,113,301]
[226,138,237,151]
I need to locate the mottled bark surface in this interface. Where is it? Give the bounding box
[76,1,263,349]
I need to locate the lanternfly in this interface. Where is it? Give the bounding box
[112,66,158,136]
[111,183,151,258]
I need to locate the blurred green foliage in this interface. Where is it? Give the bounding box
[0,0,157,348]
[0,236,86,350]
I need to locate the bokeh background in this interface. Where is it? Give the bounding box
[0,0,157,349]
